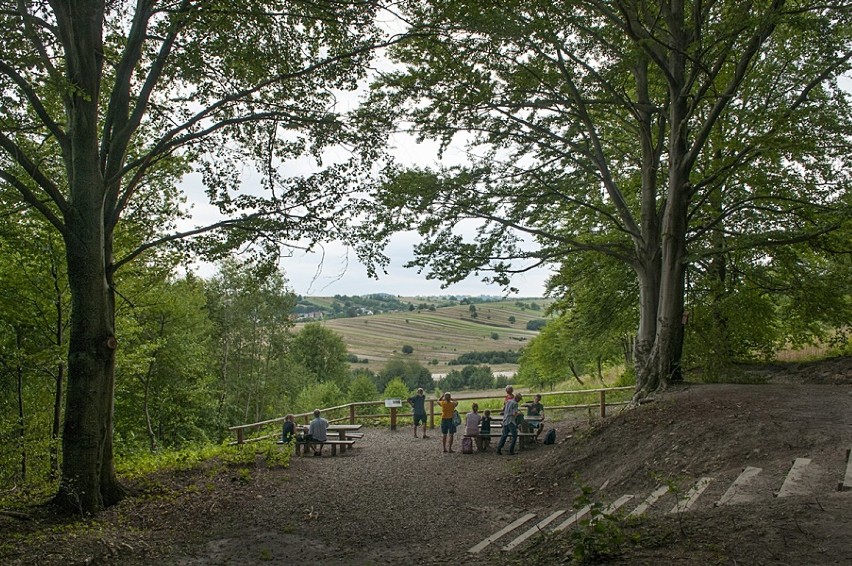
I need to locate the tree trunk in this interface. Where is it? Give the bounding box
[16,327,26,481]
[50,249,65,481]
[51,0,125,515]
[55,218,122,513]
[143,363,158,453]
[633,0,690,400]
[633,259,661,397]
[50,364,64,482]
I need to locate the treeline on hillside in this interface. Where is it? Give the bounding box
[437,366,510,392]
[293,294,541,321]
[448,350,522,365]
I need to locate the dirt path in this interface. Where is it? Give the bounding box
[3,357,851,565]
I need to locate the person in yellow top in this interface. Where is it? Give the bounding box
[438,392,459,453]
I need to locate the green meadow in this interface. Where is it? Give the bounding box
[297,298,552,374]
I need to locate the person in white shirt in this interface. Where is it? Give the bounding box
[307,408,329,457]
[464,403,484,451]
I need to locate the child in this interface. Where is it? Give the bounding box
[479,409,493,451]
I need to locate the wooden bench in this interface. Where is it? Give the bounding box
[294,438,356,457]
[463,431,537,450]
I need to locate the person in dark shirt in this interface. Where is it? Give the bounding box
[281,414,296,443]
[524,394,545,441]
[479,409,493,451]
[407,387,429,438]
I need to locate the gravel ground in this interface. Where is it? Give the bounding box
[3,356,850,566]
[166,420,578,565]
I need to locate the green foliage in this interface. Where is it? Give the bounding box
[401,344,414,354]
[205,258,300,437]
[568,486,627,564]
[382,378,410,401]
[295,382,345,414]
[438,365,495,391]
[526,319,547,331]
[377,358,434,392]
[115,274,218,452]
[348,375,379,403]
[448,350,522,365]
[362,0,852,398]
[289,323,350,388]
[1,0,387,513]
[613,367,636,388]
[115,443,238,479]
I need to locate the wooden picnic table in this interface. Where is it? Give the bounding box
[296,423,363,455]
[473,415,543,449]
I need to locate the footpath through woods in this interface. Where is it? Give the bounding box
[2,358,851,565]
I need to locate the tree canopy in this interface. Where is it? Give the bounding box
[361,0,852,397]
[0,0,389,514]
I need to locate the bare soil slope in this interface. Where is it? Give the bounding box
[2,356,850,565]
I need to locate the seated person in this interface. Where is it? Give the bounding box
[524,394,545,440]
[281,414,296,443]
[465,403,483,451]
[307,408,329,456]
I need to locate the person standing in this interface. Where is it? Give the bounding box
[438,392,459,453]
[497,393,522,455]
[308,408,329,457]
[480,409,493,451]
[503,385,514,411]
[407,387,429,438]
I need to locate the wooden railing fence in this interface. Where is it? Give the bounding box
[229,386,634,445]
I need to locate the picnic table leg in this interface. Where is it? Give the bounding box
[331,443,338,456]
[338,430,347,453]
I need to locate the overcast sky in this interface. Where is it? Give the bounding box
[271,233,550,298]
[180,132,552,298]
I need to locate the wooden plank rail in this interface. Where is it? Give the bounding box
[229,386,633,445]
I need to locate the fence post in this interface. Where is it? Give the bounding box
[350,404,356,424]
[600,390,606,418]
[428,400,435,429]
[390,406,397,430]
[236,428,244,445]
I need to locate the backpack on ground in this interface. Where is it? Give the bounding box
[452,410,462,426]
[461,436,473,454]
[543,428,556,445]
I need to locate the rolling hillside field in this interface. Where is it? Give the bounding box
[296,298,551,374]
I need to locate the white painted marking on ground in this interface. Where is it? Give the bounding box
[841,448,852,491]
[629,485,669,517]
[501,509,567,552]
[467,513,536,554]
[777,458,812,498]
[717,466,762,506]
[669,477,713,514]
[590,494,633,523]
[552,504,592,532]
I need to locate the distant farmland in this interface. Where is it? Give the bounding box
[295,298,551,375]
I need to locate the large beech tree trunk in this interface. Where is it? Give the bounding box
[51,0,124,514]
[55,191,123,513]
[632,0,690,400]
